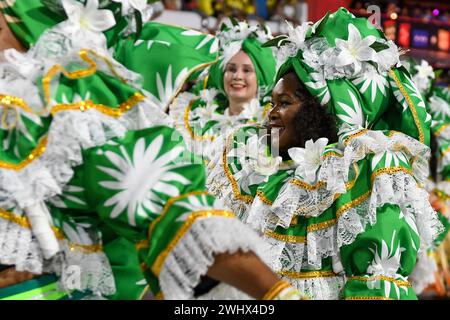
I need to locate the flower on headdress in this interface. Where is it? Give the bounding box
[112,0,147,16]
[412,60,435,93]
[285,21,311,49]
[288,138,328,183]
[376,40,401,72]
[240,99,262,121]
[335,24,377,74]
[62,0,116,33]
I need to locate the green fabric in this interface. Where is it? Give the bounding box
[0,274,89,300]
[114,22,219,109]
[276,8,430,147]
[0,0,126,49]
[207,37,276,99]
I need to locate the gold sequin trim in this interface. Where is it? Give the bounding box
[438,145,450,161]
[222,133,254,204]
[264,230,306,243]
[151,210,235,275]
[256,190,273,205]
[148,190,209,238]
[348,275,411,287]
[371,166,413,185]
[0,208,101,253]
[345,296,394,300]
[68,243,103,253]
[435,189,450,201]
[306,219,337,232]
[343,129,369,146]
[50,92,145,118]
[136,239,149,251]
[261,102,272,120]
[289,179,325,190]
[155,291,164,300]
[0,135,47,170]
[262,280,291,300]
[323,151,343,160]
[278,270,338,279]
[389,69,424,144]
[336,190,371,218]
[0,95,34,113]
[183,99,216,141]
[435,123,450,137]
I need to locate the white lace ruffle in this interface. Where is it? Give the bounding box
[197,283,253,300]
[409,249,437,294]
[281,275,344,300]
[0,215,115,296]
[158,215,271,300]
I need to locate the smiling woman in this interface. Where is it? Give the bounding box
[168,20,277,160]
[207,8,444,300]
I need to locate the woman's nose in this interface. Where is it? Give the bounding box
[269,104,280,121]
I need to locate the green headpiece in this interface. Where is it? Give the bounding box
[0,0,158,48]
[206,19,277,104]
[269,8,430,147]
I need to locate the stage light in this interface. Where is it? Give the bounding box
[390,13,398,20]
[433,9,439,16]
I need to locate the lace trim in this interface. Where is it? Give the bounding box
[157,215,270,300]
[0,216,115,296]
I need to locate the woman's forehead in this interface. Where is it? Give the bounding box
[228,50,253,66]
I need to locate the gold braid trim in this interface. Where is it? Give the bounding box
[0,135,47,170]
[264,230,306,243]
[183,99,216,141]
[50,92,145,118]
[222,133,254,204]
[154,291,164,300]
[0,208,102,253]
[435,189,450,201]
[262,280,291,300]
[336,190,371,218]
[370,166,413,185]
[345,296,394,300]
[256,190,273,205]
[148,190,209,238]
[307,219,337,232]
[438,145,450,161]
[348,275,411,287]
[289,179,325,190]
[261,102,272,120]
[389,69,424,144]
[343,129,369,146]
[151,210,235,276]
[278,270,338,279]
[136,239,149,251]
[435,123,450,137]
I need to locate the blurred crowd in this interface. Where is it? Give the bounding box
[162,0,308,24]
[351,0,450,24]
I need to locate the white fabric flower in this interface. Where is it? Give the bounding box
[62,0,116,33]
[286,21,311,49]
[112,0,147,16]
[376,40,401,73]
[335,24,377,74]
[412,60,435,93]
[288,138,328,183]
[239,98,261,120]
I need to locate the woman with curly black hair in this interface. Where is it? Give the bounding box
[268,71,338,158]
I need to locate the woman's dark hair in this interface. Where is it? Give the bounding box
[287,72,338,148]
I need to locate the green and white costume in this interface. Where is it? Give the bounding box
[0,0,271,300]
[405,59,450,294]
[207,8,444,300]
[168,20,276,160]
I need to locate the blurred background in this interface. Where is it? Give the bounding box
[153,0,450,86]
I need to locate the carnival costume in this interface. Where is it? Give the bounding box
[168,19,277,159]
[0,0,303,300]
[207,8,444,300]
[405,58,450,296]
